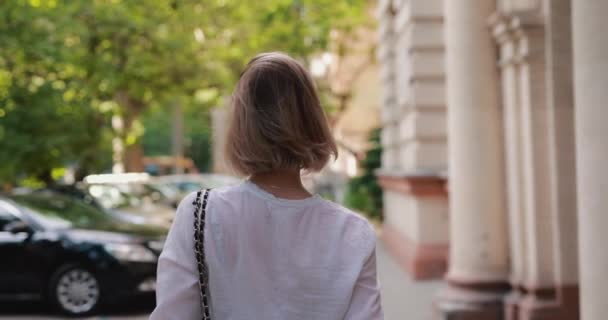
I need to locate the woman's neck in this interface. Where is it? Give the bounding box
[249,169,312,200]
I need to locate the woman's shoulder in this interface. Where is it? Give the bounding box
[318,199,375,226]
[172,185,241,235]
[175,184,238,215]
[208,182,245,200]
[317,199,377,247]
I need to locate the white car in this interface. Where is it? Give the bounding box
[151,173,241,201]
[83,173,177,228]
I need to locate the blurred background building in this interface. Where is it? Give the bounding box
[376,0,449,281]
[377,0,607,319]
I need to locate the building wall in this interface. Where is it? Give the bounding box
[376,0,449,280]
[377,0,589,319]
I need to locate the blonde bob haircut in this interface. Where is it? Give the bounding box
[225,52,338,176]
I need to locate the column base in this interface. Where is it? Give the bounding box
[506,286,579,320]
[504,288,524,320]
[381,223,448,280]
[434,281,510,320]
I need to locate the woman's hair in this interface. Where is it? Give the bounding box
[225,52,338,176]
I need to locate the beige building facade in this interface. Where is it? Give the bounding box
[377,0,608,319]
[376,0,450,280]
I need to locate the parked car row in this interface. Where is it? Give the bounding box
[0,173,239,316]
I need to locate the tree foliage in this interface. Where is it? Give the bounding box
[0,0,370,185]
[344,128,383,220]
[0,1,111,184]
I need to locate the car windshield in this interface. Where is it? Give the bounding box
[171,181,202,193]
[156,175,240,193]
[10,194,120,230]
[87,184,141,210]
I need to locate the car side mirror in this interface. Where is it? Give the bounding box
[4,220,33,234]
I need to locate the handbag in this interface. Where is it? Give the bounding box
[193,189,211,320]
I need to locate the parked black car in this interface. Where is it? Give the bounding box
[0,192,167,316]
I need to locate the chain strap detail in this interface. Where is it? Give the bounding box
[193,189,211,320]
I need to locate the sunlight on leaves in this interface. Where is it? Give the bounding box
[194,88,219,104]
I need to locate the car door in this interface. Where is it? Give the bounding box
[0,201,40,298]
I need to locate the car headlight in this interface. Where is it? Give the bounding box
[104,243,157,262]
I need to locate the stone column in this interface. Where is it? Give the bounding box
[492,6,579,318]
[572,1,608,319]
[492,15,529,319]
[514,18,563,320]
[545,2,579,320]
[435,1,510,319]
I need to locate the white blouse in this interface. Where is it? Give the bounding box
[150,180,383,320]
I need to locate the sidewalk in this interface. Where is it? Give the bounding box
[377,241,443,320]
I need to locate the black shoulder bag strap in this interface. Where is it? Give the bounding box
[193,188,211,320]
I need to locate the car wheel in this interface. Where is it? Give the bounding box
[49,265,101,316]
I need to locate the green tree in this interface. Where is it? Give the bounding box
[139,0,371,172]
[344,128,383,220]
[0,1,111,185]
[0,0,371,184]
[141,98,213,172]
